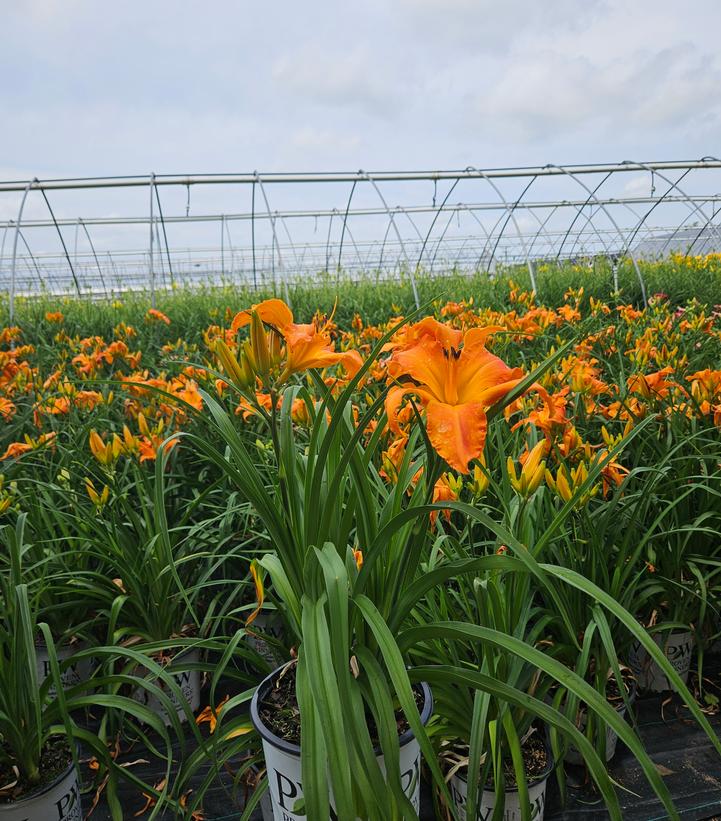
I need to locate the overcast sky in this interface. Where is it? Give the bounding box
[3,0,721,180]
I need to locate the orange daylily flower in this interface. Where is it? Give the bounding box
[386,320,537,473]
[230,298,361,383]
[1,432,56,461]
[196,695,229,733]
[146,308,171,325]
[627,366,676,400]
[380,434,408,483]
[0,397,16,420]
[196,695,252,741]
[430,472,462,527]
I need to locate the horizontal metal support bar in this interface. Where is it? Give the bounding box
[0,160,720,192]
[5,194,721,231]
[0,224,682,265]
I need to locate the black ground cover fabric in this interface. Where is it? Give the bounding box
[82,657,721,819]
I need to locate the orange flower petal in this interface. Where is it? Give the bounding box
[231,299,294,333]
[426,400,488,473]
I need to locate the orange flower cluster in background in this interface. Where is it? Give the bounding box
[0,285,720,498]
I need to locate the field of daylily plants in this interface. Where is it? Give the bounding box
[1,255,721,820]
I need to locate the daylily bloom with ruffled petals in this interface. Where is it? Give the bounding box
[385,320,534,473]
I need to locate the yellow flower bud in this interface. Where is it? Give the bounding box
[215,339,253,390]
[470,459,490,497]
[250,311,271,381]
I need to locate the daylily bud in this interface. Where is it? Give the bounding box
[545,465,573,503]
[122,424,138,455]
[89,430,116,466]
[508,440,546,497]
[242,340,257,374]
[215,339,253,390]
[250,311,271,382]
[545,462,598,507]
[240,351,256,388]
[246,560,265,627]
[268,329,282,368]
[470,458,489,497]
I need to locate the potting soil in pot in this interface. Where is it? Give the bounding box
[0,739,80,821]
[449,733,552,821]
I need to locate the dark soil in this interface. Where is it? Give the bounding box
[501,731,549,786]
[259,663,425,747]
[260,665,302,744]
[0,737,72,803]
[444,729,550,791]
[605,668,635,708]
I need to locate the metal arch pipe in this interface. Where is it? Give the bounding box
[325,209,337,273]
[475,207,518,272]
[429,203,492,273]
[412,176,463,278]
[0,221,11,289]
[685,155,721,254]
[465,166,537,291]
[544,163,647,304]
[254,171,281,292]
[360,170,418,307]
[251,179,257,288]
[378,215,394,273]
[428,207,464,274]
[484,171,541,270]
[339,221,366,275]
[395,204,426,246]
[626,161,721,259]
[564,202,624,260]
[555,172,613,261]
[9,178,37,323]
[149,173,156,307]
[38,184,81,296]
[154,183,175,287]
[220,214,225,277]
[336,179,357,279]
[11,227,45,293]
[508,201,572,267]
[686,201,721,255]
[525,203,564,259]
[276,211,302,281]
[79,218,107,297]
[622,160,721,254]
[611,172,694,265]
[224,215,237,275]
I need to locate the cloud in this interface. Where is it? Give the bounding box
[272,45,404,117]
[468,42,721,144]
[398,0,607,52]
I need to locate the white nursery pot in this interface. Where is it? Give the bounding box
[35,642,92,697]
[259,786,274,821]
[564,678,637,766]
[246,611,287,667]
[627,628,694,692]
[132,647,201,725]
[0,759,81,821]
[449,745,553,821]
[250,666,432,821]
